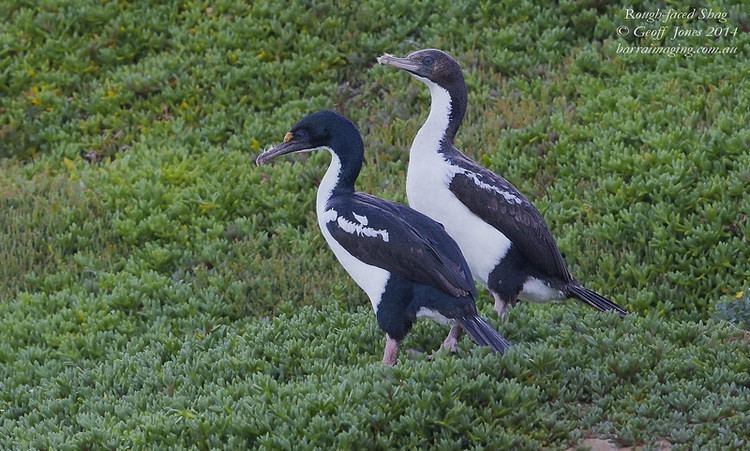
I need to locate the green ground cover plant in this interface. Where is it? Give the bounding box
[1,0,749,448]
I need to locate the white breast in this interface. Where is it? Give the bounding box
[406,77,511,285]
[407,156,510,285]
[316,151,390,312]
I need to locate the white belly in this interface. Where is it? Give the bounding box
[406,157,511,286]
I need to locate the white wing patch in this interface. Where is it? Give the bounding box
[352,212,368,226]
[323,209,388,243]
[458,170,523,205]
[337,216,389,242]
[321,209,338,223]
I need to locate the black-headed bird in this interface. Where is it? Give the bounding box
[256,110,510,365]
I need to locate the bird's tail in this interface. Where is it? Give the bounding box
[567,284,628,318]
[457,316,511,353]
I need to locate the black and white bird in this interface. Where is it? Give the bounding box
[255,110,510,365]
[378,49,628,319]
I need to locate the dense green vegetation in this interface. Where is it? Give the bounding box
[1,0,749,448]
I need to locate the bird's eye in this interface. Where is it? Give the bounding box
[422,56,434,66]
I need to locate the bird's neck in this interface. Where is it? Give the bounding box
[412,76,467,157]
[316,136,363,211]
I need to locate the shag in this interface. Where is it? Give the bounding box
[378,49,628,319]
[256,110,510,365]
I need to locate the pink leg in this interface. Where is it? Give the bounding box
[441,324,464,353]
[382,335,400,366]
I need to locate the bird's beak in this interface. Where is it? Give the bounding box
[377,53,422,75]
[255,133,314,166]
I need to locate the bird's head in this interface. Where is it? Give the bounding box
[255,110,362,166]
[377,49,463,88]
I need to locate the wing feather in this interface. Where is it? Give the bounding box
[325,194,476,298]
[447,153,572,282]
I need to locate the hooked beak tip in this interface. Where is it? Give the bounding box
[376,54,422,76]
[376,54,393,65]
[254,146,275,166]
[254,141,309,167]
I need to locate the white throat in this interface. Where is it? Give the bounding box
[411,75,452,157]
[316,148,340,215]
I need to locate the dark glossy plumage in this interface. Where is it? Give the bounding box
[256,110,510,364]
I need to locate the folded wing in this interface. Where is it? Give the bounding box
[447,152,573,282]
[325,193,476,298]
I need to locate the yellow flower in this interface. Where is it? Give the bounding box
[257,50,272,62]
[28,85,40,105]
